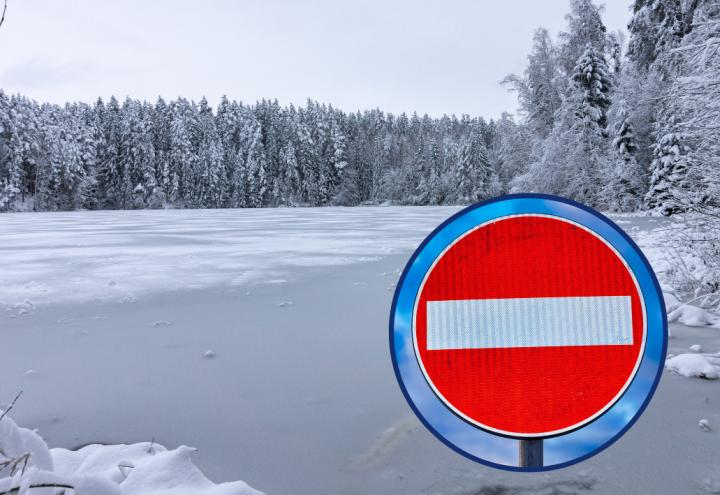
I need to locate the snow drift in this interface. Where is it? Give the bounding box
[0,412,262,495]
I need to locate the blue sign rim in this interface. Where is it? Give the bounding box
[388,193,668,472]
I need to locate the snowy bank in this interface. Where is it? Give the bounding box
[0,412,262,495]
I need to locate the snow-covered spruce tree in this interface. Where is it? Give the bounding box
[279,141,302,205]
[94,96,126,209]
[644,111,689,215]
[245,124,269,208]
[150,96,172,207]
[604,105,645,212]
[324,117,349,205]
[35,107,85,210]
[294,116,318,205]
[418,139,445,205]
[454,129,498,203]
[188,97,225,209]
[531,45,613,207]
[168,98,195,207]
[0,94,41,210]
[119,98,156,209]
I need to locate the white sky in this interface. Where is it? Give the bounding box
[0,0,632,119]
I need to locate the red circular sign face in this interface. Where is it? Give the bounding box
[413,214,646,438]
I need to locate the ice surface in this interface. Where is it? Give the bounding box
[0,207,459,306]
[2,209,720,494]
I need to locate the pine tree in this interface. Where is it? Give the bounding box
[455,130,496,203]
[571,45,612,130]
[168,98,195,206]
[36,107,85,211]
[95,96,124,209]
[644,112,689,215]
[246,124,269,208]
[0,95,41,210]
[119,99,155,209]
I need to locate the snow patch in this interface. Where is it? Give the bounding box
[668,304,719,327]
[665,354,720,379]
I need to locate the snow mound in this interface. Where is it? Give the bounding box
[667,304,719,327]
[665,354,720,379]
[0,410,54,472]
[53,443,262,495]
[1,414,263,495]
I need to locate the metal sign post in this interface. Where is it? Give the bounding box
[519,439,543,468]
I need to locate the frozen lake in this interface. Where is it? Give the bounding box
[1,207,719,494]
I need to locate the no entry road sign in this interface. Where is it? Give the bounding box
[390,194,666,470]
[415,213,644,438]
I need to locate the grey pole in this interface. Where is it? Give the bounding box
[519,438,543,468]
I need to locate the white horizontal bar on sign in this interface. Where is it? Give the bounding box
[425,296,633,350]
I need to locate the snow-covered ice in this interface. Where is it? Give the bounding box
[0,207,459,306]
[2,208,720,494]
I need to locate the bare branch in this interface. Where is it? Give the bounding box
[0,0,6,30]
[0,391,23,424]
[0,483,75,495]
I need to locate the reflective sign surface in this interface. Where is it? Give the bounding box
[390,194,666,470]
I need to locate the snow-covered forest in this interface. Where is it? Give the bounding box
[1,0,717,214]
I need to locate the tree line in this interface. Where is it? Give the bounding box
[0,0,718,214]
[0,94,501,211]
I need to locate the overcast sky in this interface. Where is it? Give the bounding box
[0,0,631,119]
